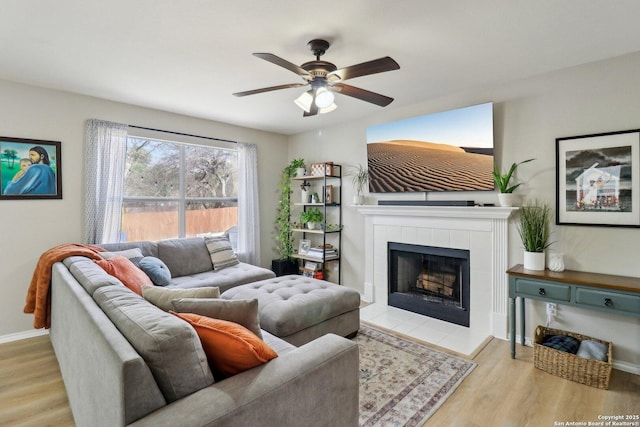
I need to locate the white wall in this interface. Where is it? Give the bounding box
[289,52,640,371]
[0,79,287,337]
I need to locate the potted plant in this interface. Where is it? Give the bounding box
[517,199,552,270]
[291,158,306,177]
[347,163,369,205]
[493,158,534,207]
[272,159,305,276]
[300,208,324,230]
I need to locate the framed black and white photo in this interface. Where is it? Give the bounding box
[556,129,639,227]
[0,136,62,200]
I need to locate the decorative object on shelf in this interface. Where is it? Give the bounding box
[517,199,552,270]
[298,239,311,256]
[311,192,320,203]
[290,158,306,177]
[347,163,368,205]
[301,208,323,230]
[548,253,565,272]
[300,181,311,203]
[0,136,62,200]
[273,159,305,275]
[324,185,333,204]
[556,129,640,227]
[310,162,333,176]
[493,158,534,207]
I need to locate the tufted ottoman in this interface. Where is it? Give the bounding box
[220,275,361,346]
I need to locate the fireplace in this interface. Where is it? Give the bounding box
[388,242,470,327]
[357,205,517,345]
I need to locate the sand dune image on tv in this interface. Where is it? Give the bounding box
[367,140,494,192]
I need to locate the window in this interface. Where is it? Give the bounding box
[122,137,238,242]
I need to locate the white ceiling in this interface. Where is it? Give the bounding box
[3,1,640,135]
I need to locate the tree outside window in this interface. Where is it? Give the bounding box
[122,137,237,241]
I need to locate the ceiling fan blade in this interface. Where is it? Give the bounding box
[327,56,399,81]
[330,83,394,107]
[233,83,308,97]
[253,53,312,78]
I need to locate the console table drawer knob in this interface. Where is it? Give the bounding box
[604,298,613,307]
[538,288,546,296]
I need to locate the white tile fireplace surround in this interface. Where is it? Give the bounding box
[357,205,518,356]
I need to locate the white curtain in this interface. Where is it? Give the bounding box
[84,119,128,244]
[237,142,261,265]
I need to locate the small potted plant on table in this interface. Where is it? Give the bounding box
[518,199,552,270]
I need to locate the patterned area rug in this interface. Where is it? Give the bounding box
[355,324,476,427]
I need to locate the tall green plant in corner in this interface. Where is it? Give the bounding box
[275,159,304,261]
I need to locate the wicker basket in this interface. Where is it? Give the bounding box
[533,325,612,389]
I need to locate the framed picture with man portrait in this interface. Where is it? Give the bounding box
[0,136,62,200]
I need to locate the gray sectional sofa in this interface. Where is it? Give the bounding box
[99,236,276,293]
[49,237,360,427]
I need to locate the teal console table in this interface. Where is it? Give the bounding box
[507,264,640,358]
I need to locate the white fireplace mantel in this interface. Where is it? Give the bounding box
[357,204,518,340]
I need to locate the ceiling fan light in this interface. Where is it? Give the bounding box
[294,91,313,112]
[315,88,335,108]
[319,103,337,114]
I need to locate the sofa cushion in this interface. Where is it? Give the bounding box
[204,235,240,271]
[171,312,278,378]
[157,238,213,277]
[99,247,144,261]
[94,256,152,295]
[99,241,159,258]
[168,263,276,294]
[93,286,214,402]
[171,298,262,338]
[64,256,123,296]
[139,256,172,287]
[141,284,220,311]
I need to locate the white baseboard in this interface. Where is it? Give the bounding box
[501,334,640,375]
[0,329,49,344]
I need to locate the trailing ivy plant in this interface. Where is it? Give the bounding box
[274,159,305,260]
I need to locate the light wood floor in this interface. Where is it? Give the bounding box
[0,335,638,426]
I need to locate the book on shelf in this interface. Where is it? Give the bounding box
[305,247,338,260]
[301,261,324,279]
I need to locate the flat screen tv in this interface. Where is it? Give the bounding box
[366,102,494,193]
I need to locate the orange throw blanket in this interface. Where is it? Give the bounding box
[24,243,104,329]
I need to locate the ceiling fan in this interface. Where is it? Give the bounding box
[233,39,400,117]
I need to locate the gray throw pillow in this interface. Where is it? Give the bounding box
[139,256,172,286]
[93,286,214,402]
[204,235,240,271]
[141,285,220,311]
[171,298,262,338]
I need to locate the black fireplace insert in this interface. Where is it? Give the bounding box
[388,242,470,327]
